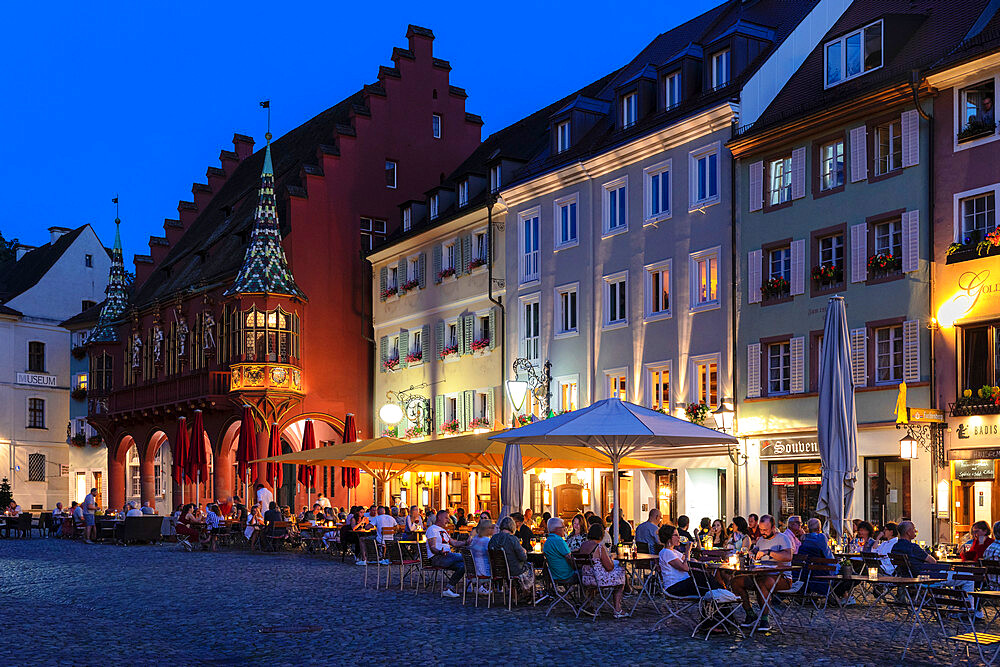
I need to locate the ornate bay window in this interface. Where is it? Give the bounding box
[229,304,303,394]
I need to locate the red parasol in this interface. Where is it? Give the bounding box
[341,413,360,489]
[187,410,209,488]
[173,416,189,487]
[297,419,317,488]
[266,422,282,492]
[236,405,256,485]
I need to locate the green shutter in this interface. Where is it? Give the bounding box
[433,245,442,284]
[488,307,497,350]
[421,324,430,360]
[435,394,445,433]
[435,320,444,360]
[378,336,388,372]
[398,329,409,367]
[462,390,475,431]
[397,257,407,289]
[462,315,474,355]
[418,252,427,289]
[486,387,495,424]
[379,267,387,300]
[461,235,473,274]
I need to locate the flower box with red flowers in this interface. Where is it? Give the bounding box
[437,267,456,280]
[471,338,490,352]
[380,286,398,300]
[439,344,459,360]
[515,413,533,426]
[382,357,400,371]
[469,417,491,430]
[760,276,790,299]
[71,433,86,447]
[400,278,420,293]
[867,253,901,276]
[71,387,87,401]
[811,263,843,286]
[88,435,102,447]
[404,425,425,439]
[468,258,487,271]
[405,351,422,364]
[684,402,709,425]
[440,419,461,434]
[71,345,87,360]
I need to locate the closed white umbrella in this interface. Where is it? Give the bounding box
[815,296,859,540]
[499,443,523,521]
[490,398,737,545]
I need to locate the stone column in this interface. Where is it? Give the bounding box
[214,446,233,504]
[139,456,156,510]
[107,449,125,511]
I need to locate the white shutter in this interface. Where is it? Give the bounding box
[851,223,868,283]
[791,147,806,200]
[903,319,920,383]
[790,239,806,295]
[902,209,919,273]
[749,161,764,212]
[747,343,761,398]
[850,126,867,182]
[901,109,919,168]
[850,328,867,387]
[748,249,762,304]
[790,336,805,394]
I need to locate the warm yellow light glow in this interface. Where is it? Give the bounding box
[379,402,404,425]
[936,269,992,328]
[582,485,591,505]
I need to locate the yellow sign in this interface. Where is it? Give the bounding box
[908,407,946,423]
[937,269,1000,327]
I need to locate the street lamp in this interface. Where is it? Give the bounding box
[899,433,919,460]
[379,383,430,435]
[507,358,552,418]
[505,379,530,413]
[712,400,735,433]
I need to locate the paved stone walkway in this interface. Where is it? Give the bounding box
[0,538,954,665]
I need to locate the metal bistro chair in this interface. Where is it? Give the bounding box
[358,536,384,589]
[489,548,516,611]
[689,560,742,639]
[14,513,33,539]
[652,568,700,632]
[386,540,421,592]
[544,559,583,618]
[34,512,51,538]
[982,558,1000,591]
[417,542,446,595]
[904,567,985,663]
[573,552,616,622]
[460,547,491,607]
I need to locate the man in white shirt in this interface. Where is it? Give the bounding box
[371,506,399,566]
[82,488,98,544]
[876,522,900,574]
[316,493,331,510]
[125,501,144,517]
[783,515,803,554]
[255,483,273,514]
[426,509,470,598]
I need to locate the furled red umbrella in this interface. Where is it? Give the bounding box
[173,416,189,502]
[236,405,255,486]
[341,413,360,491]
[188,410,208,506]
[266,422,282,496]
[297,419,317,505]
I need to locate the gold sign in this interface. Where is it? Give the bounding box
[908,407,945,423]
[230,363,302,394]
[937,268,1000,327]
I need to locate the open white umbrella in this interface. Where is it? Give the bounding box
[489,398,737,545]
[815,296,859,539]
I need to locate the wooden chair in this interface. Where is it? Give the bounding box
[34,512,51,538]
[460,547,491,607]
[417,543,445,595]
[489,548,515,610]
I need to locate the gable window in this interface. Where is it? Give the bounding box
[692,355,720,408]
[690,248,719,312]
[402,207,412,232]
[603,177,628,235]
[712,49,731,88]
[385,160,397,188]
[27,398,45,428]
[85,254,93,268]
[961,191,997,239]
[519,210,540,283]
[645,260,670,320]
[875,324,903,384]
[429,194,439,220]
[664,72,681,109]
[521,295,540,362]
[768,156,792,206]
[490,164,501,193]
[432,113,442,139]
[768,341,791,395]
[556,121,571,153]
[458,180,469,207]
[825,20,882,87]
[360,217,386,251]
[554,194,578,248]
[81,300,96,312]
[603,271,628,328]
[690,143,720,207]
[875,119,902,175]
[644,160,671,223]
[649,364,670,412]
[959,80,996,141]
[28,341,45,372]
[622,93,638,128]
[556,283,578,336]
[607,371,628,401]
[819,139,845,191]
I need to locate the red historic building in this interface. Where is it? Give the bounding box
[86,25,482,512]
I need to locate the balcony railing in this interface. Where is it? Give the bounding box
[107,371,231,414]
[950,400,1000,417]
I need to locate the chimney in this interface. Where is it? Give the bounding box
[15,244,36,261]
[48,226,72,244]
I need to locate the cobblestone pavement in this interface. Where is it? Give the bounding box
[0,538,957,666]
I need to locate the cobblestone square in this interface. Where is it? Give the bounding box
[0,539,954,666]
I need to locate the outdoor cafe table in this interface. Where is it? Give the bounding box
[699,562,801,635]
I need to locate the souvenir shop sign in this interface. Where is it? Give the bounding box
[953,459,995,481]
[759,438,820,460]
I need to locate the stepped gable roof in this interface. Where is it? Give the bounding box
[132,90,365,308]
[509,0,816,186]
[740,0,994,138]
[0,225,87,304]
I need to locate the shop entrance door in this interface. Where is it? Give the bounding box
[655,470,677,523]
[600,473,633,523]
[768,460,821,522]
[864,457,910,527]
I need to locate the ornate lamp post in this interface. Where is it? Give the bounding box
[505,358,552,420]
[379,383,431,436]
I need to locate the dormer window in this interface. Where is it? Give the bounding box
[490,164,501,193]
[556,121,571,153]
[458,180,469,207]
[402,206,412,232]
[429,194,439,220]
[664,72,681,110]
[622,93,638,128]
[825,20,882,87]
[711,50,730,88]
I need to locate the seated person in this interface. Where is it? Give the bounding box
[658,524,720,596]
[427,510,470,598]
[263,501,288,540]
[797,518,851,599]
[982,521,1000,561]
[634,509,662,554]
[204,503,223,551]
[543,517,578,586]
[962,520,994,562]
[468,520,494,584]
[578,523,627,618]
[512,512,534,552]
[848,521,877,553]
[876,523,899,574]
[731,514,792,632]
[488,516,535,603]
[890,520,935,576]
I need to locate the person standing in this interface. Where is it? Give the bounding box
[82,488,98,544]
[255,483,273,514]
[316,493,331,510]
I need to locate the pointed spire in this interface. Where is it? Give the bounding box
[87,207,131,343]
[224,126,305,300]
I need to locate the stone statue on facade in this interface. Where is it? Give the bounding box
[131,332,142,368]
[203,311,216,351]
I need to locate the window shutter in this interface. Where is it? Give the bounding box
[790,336,805,394]
[420,324,430,359]
[850,328,867,387]
[397,257,407,285]
[379,267,388,300]
[462,390,475,431]
[462,235,473,274]
[748,249,762,304]
[435,320,444,361]
[850,126,867,182]
[456,392,466,431]
[418,252,427,288]
[747,343,761,398]
[790,239,806,295]
[433,245,442,284]
[435,395,445,433]
[749,161,764,212]
[462,315,474,355]
[851,224,868,283]
[488,307,497,349]
[398,329,409,367]
[901,109,919,168]
[902,210,919,273]
[791,148,806,200]
[378,336,388,372]
[903,319,920,383]
[486,388,496,424]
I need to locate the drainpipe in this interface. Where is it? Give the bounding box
[729,119,741,518]
[487,197,506,425]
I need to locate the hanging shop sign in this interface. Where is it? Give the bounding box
[759,437,820,460]
[909,407,946,423]
[951,414,1000,444]
[953,459,995,481]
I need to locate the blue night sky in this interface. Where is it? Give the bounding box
[1,1,717,259]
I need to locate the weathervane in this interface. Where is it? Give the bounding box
[112,195,120,223]
[260,100,271,143]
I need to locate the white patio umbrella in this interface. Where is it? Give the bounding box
[815,296,859,540]
[489,398,737,545]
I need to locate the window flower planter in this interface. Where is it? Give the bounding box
[380,286,398,300]
[71,433,86,447]
[88,436,103,447]
[400,279,420,293]
[515,413,533,426]
[405,352,422,364]
[71,387,87,401]
[439,344,459,360]
[867,253,901,276]
[468,258,487,271]
[684,402,709,425]
[382,357,400,372]
[404,426,425,439]
[761,277,790,300]
[957,118,996,143]
[437,267,456,280]
[471,338,490,352]
[468,417,491,430]
[71,346,87,360]
[440,419,461,434]
[811,263,843,287]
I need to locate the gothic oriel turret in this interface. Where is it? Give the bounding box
[87,218,129,343]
